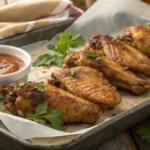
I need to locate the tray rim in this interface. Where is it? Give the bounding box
[0,99,149,149]
[0,19,150,149]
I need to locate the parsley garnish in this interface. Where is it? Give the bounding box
[136,127,150,143]
[95,57,100,61]
[85,51,99,61]
[27,103,65,131]
[33,32,85,68]
[86,51,97,58]
[70,68,76,76]
[34,83,44,92]
[32,54,64,67]
[48,32,85,55]
[69,33,85,47]
[18,81,28,87]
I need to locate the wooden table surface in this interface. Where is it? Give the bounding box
[93,118,150,150]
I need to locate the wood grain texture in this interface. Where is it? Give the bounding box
[92,131,137,150]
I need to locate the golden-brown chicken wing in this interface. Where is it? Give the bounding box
[89,34,150,76]
[120,25,150,57]
[63,47,150,95]
[1,82,101,124]
[51,66,121,109]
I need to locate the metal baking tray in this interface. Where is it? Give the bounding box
[0,19,150,150]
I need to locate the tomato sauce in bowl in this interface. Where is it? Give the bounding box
[0,54,25,75]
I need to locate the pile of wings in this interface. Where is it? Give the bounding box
[1,26,150,124]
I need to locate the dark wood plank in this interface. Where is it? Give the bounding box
[92,131,137,150]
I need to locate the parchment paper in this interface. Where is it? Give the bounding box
[0,0,150,146]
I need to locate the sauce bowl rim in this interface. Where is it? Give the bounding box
[0,45,31,78]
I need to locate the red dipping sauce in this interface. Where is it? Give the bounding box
[0,54,25,75]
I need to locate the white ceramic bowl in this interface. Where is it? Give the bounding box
[0,45,31,87]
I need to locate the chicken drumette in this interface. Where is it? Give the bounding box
[1,82,101,124]
[89,34,150,77]
[120,25,150,57]
[51,66,121,109]
[63,47,150,95]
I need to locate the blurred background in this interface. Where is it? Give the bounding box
[0,0,150,9]
[73,0,150,10]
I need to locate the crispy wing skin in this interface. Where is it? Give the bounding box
[63,47,150,95]
[51,66,121,109]
[89,34,150,76]
[1,82,101,124]
[120,26,150,57]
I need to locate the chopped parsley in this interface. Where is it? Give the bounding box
[18,81,28,87]
[70,68,76,76]
[34,83,44,92]
[95,57,100,61]
[32,54,64,67]
[86,51,97,58]
[85,51,99,61]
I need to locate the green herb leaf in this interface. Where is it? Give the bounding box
[95,57,100,61]
[136,127,150,143]
[60,32,73,41]
[47,32,73,55]
[27,114,35,120]
[54,41,69,55]
[85,51,97,58]
[32,54,64,67]
[43,109,64,130]
[34,83,44,92]
[27,103,65,131]
[34,32,85,68]
[70,68,76,76]
[85,51,100,61]
[48,117,65,131]
[69,34,85,47]
[47,44,55,50]
[33,118,46,125]
[48,108,62,118]
[44,114,63,125]
[47,32,85,55]
[18,81,28,88]
[35,103,48,116]
[147,23,150,26]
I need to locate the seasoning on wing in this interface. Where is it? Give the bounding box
[1,82,101,124]
[51,66,121,109]
[63,47,150,95]
[120,25,150,57]
[89,34,150,77]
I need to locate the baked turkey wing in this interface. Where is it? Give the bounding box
[89,34,150,76]
[51,66,121,109]
[1,82,101,124]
